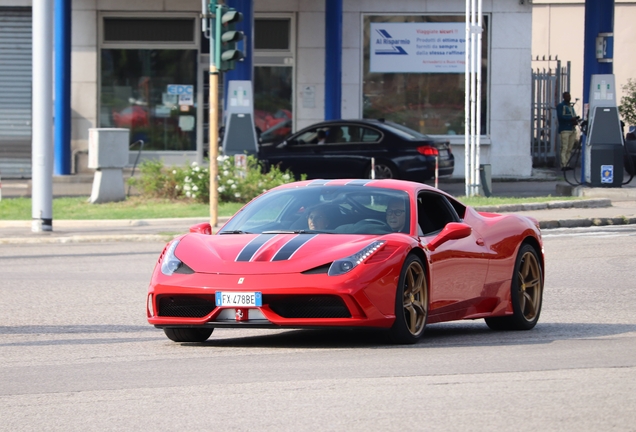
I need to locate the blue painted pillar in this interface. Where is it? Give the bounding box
[325,0,342,120]
[224,0,253,107]
[583,0,614,107]
[54,0,71,175]
[581,0,614,183]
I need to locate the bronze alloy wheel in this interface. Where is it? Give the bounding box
[485,243,543,331]
[390,255,428,343]
[517,249,542,322]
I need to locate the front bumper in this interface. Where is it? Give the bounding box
[147,270,399,330]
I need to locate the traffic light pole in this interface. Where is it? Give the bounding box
[205,0,243,228]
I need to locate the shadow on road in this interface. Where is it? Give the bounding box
[188,321,636,349]
[2,321,634,349]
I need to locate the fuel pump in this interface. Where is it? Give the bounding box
[222,80,259,156]
[584,74,624,187]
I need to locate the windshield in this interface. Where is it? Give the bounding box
[219,185,411,235]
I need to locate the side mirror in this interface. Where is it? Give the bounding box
[189,222,212,235]
[426,222,471,251]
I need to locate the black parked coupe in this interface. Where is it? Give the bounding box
[258,119,454,181]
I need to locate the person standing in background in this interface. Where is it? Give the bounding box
[557,91,579,171]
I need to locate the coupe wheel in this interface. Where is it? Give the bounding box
[389,255,428,344]
[485,244,543,331]
[163,327,213,342]
[367,161,396,179]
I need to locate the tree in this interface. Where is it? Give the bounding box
[619,79,636,126]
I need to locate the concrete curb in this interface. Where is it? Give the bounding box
[0,234,174,244]
[539,216,636,230]
[1,199,634,244]
[0,217,229,229]
[474,198,612,213]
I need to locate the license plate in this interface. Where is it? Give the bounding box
[215,292,262,307]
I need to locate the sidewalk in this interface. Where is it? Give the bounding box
[2,169,636,244]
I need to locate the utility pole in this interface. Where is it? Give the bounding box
[204,0,219,227]
[204,0,244,227]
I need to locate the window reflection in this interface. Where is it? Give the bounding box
[100,49,197,151]
[254,66,293,144]
[363,15,489,136]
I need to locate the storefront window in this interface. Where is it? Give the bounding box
[100,49,198,151]
[363,15,488,136]
[253,17,294,144]
[254,66,293,143]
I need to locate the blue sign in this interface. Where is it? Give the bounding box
[601,165,614,183]
[167,84,193,96]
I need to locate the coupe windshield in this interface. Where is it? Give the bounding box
[219,185,411,235]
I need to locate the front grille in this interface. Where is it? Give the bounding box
[157,295,216,318]
[265,295,351,319]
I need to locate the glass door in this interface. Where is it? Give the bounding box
[253,16,294,144]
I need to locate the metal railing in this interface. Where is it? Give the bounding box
[531,57,570,166]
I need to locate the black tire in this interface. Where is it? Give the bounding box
[389,255,428,344]
[367,161,397,179]
[163,327,213,343]
[485,244,543,331]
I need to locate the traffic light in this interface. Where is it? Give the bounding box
[214,6,244,72]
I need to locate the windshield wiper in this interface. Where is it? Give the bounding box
[262,230,307,234]
[262,230,334,234]
[219,230,251,235]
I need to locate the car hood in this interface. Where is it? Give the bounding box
[174,233,390,275]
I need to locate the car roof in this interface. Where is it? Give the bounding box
[293,119,434,140]
[301,119,393,128]
[273,178,454,198]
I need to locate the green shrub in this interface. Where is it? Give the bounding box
[217,155,305,203]
[619,78,636,126]
[128,159,183,199]
[130,155,301,204]
[180,162,210,202]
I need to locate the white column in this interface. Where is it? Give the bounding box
[31,0,54,232]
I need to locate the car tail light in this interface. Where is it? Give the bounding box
[417,145,439,156]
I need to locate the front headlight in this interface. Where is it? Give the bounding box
[161,239,183,276]
[328,241,386,276]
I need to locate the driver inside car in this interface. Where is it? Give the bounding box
[308,207,330,230]
[386,198,406,232]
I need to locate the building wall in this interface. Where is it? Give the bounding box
[532,0,636,126]
[9,0,533,178]
[259,0,533,177]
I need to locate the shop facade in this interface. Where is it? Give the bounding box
[0,0,535,178]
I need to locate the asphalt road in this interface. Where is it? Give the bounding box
[1,227,636,431]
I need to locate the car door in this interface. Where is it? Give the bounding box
[260,126,328,179]
[417,191,490,319]
[316,125,385,178]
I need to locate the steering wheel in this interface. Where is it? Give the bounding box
[353,219,392,231]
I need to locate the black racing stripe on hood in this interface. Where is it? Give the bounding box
[236,234,277,262]
[346,179,372,186]
[272,234,317,261]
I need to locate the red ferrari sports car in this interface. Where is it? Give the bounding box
[147,179,544,344]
